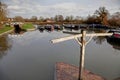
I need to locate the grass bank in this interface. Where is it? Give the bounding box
[22,23,34,30]
[0,23,35,35]
[0,26,13,34]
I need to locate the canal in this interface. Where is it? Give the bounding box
[0,29,120,80]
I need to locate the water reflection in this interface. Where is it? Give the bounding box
[93,36,106,44]
[37,26,110,45]
[38,26,112,46]
[0,28,120,80]
[0,36,12,59]
[0,67,11,80]
[90,29,108,45]
[64,28,108,45]
[114,77,120,80]
[38,27,44,32]
[107,37,120,51]
[38,26,63,33]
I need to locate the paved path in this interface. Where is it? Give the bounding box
[56,62,105,80]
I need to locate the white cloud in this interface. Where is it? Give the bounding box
[8,2,86,17]
[8,5,22,10]
[6,0,120,18]
[11,0,20,4]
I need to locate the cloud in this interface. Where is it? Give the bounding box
[8,2,87,18]
[11,0,20,4]
[5,0,120,18]
[8,5,21,10]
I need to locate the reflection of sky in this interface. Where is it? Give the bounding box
[2,0,120,18]
[8,30,48,46]
[86,39,120,80]
[1,30,120,80]
[8,30,70,46]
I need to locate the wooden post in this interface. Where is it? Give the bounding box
[51,31,113,80]
[79,30,86,80]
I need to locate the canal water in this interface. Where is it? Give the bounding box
[0,29,120,80]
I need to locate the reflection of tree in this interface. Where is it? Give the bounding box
[93,36,106,45]
[94,29,107,33]
[114,77,120,80]
[92,29,107,44]
[106,37,120,51]
[0,35,12,58]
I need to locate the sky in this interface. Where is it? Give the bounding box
[2,0,120,18]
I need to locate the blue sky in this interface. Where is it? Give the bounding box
[2,0,120,18]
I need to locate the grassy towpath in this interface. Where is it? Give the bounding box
[0,23,35,35]
[22,23,35,30]
[0,26,13,34]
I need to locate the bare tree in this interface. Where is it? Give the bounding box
[65,15,74,22]
[94,7,109,25]
[108,12,120,27]
[54,15,58,22]
[58,15,64,22]
[30,16,38,22]
[0,1,8,26]
[74,16,83,23]
[14,16,24,22]
[75,16,82,21]
[39,16,44,22]
[54,15,64,22]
